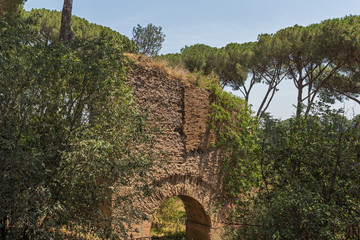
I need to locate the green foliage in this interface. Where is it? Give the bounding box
[215,42,255,90]
[181,44,217,75]
[132,23,165,57]
[0,0,25,14]
[206,84,261,239]
[225,114,360,239]
[316,15,360,105]
[208,84,259,196]
[0,13,153,239]
[24,8,138,53]
[151,197,186,239]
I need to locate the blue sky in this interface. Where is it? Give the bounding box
[24,0,360,119]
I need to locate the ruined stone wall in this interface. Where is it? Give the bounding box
[113,55,225,239]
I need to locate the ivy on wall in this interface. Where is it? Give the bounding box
[207,84,259,197]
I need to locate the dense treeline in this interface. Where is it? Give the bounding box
[25,8,138,52]
[157,15,360,119]
[218,113,360,239]
[0,11,151,239]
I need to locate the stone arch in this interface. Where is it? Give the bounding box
[151,194,212,240]
[131,174,221,239]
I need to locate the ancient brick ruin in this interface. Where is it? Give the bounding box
[114,56,226,239]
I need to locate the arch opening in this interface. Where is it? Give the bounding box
[151,196,186,239]
[150,195,211,240]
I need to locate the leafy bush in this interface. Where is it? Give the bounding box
[224,114,360,239]
[0,13,152,239]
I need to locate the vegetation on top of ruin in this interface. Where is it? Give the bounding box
[126,53,220,89]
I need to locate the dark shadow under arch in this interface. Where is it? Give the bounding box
[179,195,211,240]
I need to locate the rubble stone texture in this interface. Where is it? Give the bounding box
[113,56,226,239]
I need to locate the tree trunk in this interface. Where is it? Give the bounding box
[59,0,74,43]
[296,80,303,119]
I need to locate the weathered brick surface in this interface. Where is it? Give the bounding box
[113,56,226,239]
[184,87,215,153]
